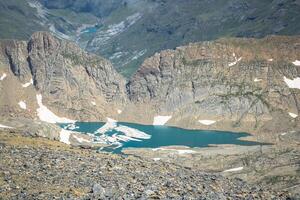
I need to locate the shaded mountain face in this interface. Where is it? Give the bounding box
[0,0,300,77]
[0,32,127,122]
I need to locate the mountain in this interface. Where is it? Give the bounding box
[0,0,300,77]
[0,32,127,122]
[0,32,299,140]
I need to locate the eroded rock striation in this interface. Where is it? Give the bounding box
[0,32,127,121]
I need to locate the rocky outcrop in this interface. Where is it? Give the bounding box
[127,36,300,137]
[0,32,127,121]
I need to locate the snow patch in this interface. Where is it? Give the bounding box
[0,124,13,129]
[91,101,96,106]
[0,73,7,81]
[60,129,71,145]
[223,167,243,172]
[18,101,27,110]
[283,76,300,89]
[153,158,161,161]
[292,60,300,66]
[254,78,262,82]
[198,120,216,125]
[288,112,298,118]
[228,54,242,67]
[117,109,122,114]
[153,116,172,125]
[268,58,273,62]
[22,79,33,87]
[72,134,91,143]
[36,94,75,123]
[177,150,196,154]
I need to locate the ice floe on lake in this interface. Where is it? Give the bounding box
[115,125,151,140]
[153,116,172,125]
[283,76,300,89]
[22,79,33,87]
[36,94,75,123]
[95,118,117,134]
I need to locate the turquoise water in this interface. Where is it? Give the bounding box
[60,122,261,154]
[81,26,98,34]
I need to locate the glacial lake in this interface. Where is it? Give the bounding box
[59,122,261,154]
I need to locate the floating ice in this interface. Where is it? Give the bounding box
[22,79,33,87]
[223,167,243,172]
[153,116,172,125]
[63,123,79,130]
[0,73,7,81]
[283,76,300,89]
[198,120,216,125]
[115,125,151,139]
[18,101,27,110]
[36,94,75,123]
[95,118,117,134]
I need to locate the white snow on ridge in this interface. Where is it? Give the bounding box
[283,76,300,89]
[95,117,117,134]
[60,129,71,145]
[198,120,216,126]
[18,101,27,110]
[115,125,151,140]
[36,94,75,123]
[292,60,300,66]
[0,124,13,129]
[223,167,244,172]
[288,112,298,118]
[153,116,172,125]
[0,73,7,81]
[22,79,33,87]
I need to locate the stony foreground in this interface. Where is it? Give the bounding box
[0,131,292,200]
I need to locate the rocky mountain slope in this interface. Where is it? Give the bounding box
[0,130,291,199]
[126,36,300,139]
[0,31,127,122]
[0,32,299,141]
[1,0,300,77]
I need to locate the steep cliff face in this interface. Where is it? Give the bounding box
[0,32,127,121]
[127,36,300,136]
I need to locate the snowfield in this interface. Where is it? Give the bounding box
[18,101,27,110]
[283,76,300,89]
[288,112,298,118]
[223,167,244,172]
[198,120,216,125]
[0,73,7,81]
[153,116,172,125]
[36,94,75,123]
[292,60,300,66]
[95,118,117,134]
[0,124,13,129]
[22,79,33,87]
[59,129,71,145]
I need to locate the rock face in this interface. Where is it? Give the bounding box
[0,32,127,121]
[127,36,300,136]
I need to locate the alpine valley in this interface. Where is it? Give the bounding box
[0,0,299,199]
